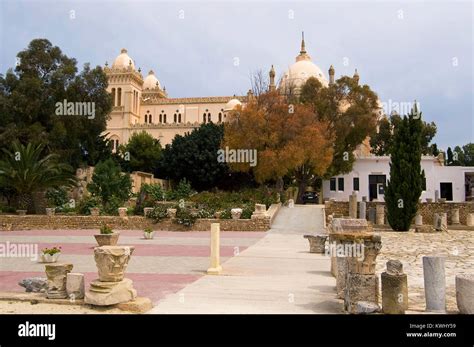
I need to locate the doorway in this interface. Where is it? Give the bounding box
[369,175,386,201]
[440,182,453,201]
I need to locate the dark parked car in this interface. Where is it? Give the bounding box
[302,191,319,204]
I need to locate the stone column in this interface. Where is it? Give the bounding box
[85,246,137,306]
[45,263,74,299]
[423,256,446,312]
[434,190,439,202]
[415,214,423,226]
[143,207,153,217]
[251,204,267,219]
[207,223,222,275]
[344,234,382,313]
[434,213,447,231]
[66,273,85,300]
[368,207,376,224]
[467,213,474,227]
[376,204,385,225]
[450,209,460,225]
[381,260,408,314]
[456,274,474,314]
[349,192,358,218]
[359,201,366,220]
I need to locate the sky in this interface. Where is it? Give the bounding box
[0,0,472,150]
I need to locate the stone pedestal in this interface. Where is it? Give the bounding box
[344,274,379,313]
[143,207,153,217]
[359,201,366,220]
[467,213,474,227]
[85,246,136,306]
[434,213,447,231]
[455,274,474,314]
[375,204,385,225]
[118,207,127,218]
[434,190,439,202]
[207,223,222,275]
[349,192,358,218]
[45,263,73,299]
[303,234,327,254]
[251,204,267,219]
[381,260,408,314]
[415,214,423,226]
[288,199,294,208]
[336,256,348,299]
[167,208,177,218]
[423,256,446,312]
[368,207,376,224]
[85,278,137,306]
[231,208,242,220]
[450,209,460,225]
[66,273,85,299]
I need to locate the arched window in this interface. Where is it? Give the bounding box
[117,88,122,106]
[203,113,207,123]
[159,114,162,123]
[145,114,148,123]
[218,113,222,123]
[163,114,167,123]
[149,114,152,123]
[111,88,116,106]
[207,113,211,123]
[178,113,182,123]
[174,114,177,123]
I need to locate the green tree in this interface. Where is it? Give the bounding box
[157,123,229,191]
[0,38,113,168]
[370,113,437,156]
[118,131,162,173]
[462,143,474,166]
[87,158,131,213]
[0,142,76,210]
[298,76,380,201]
[384,105,425,231]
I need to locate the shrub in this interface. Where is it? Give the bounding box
[99,224,113,234]
[167,179,194,201]
[76,196,102,215]
[46,187,69,208]
[196,208,215,219]
[241,204,254,219]
[174,207,198,227]
[144,227,153,233]
[148,205,168,223]
[42,246,61,255]
[219,209,232,219]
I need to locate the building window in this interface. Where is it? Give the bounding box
[178,113,182,123]
[338,177,344,191]
[163,114,167,123]
[353,177,359,191]
[159,114,162,123]
[207,113,211,123]
[203,113,207,123]
[422,177,426,191]
[117,88,122,106]
[111,88,116,106]
[330,178,336,191]
[145,114,148,123]
[218,113,222,123]
[174,114,177,123]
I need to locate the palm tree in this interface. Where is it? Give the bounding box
[0,141,77,211]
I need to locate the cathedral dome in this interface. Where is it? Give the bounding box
[224,98,242,112]
[279,34,328,93]
[112,48,135,69]
[143,70,161,90]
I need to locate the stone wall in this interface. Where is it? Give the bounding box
[324,201,474,226]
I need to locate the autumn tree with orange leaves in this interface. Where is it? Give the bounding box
[222,90,334,198]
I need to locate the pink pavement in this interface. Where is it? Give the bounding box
[0,229,265,305]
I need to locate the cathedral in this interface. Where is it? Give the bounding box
[103,35,354,150]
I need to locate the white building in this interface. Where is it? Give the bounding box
[322,155,474,202]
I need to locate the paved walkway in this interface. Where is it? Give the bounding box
[0,230,265,306]
[150,205,342,313]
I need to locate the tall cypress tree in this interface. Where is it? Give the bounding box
[385,103,425,231]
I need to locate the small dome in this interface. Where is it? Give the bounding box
[112,48,135,69]
[224,98,242,112]
[143,70,161,90]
